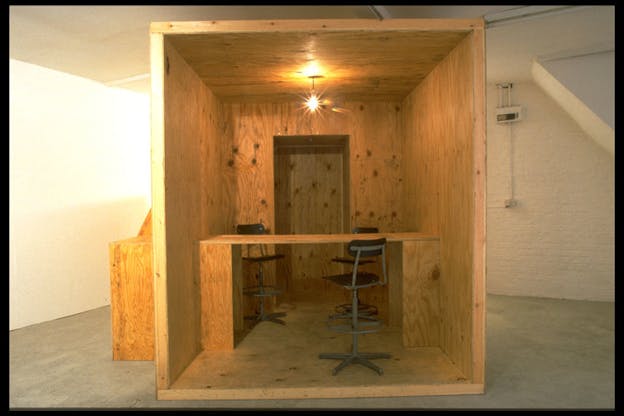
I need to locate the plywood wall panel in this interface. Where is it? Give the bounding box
[348,102,404,232]
[274,145,346,298]
[199,244,234,350]
[470,26,487,386]
[402,33,476,378]
[402,239,440,347]
[109,238,154,360]
[223,101,404,233]
[160,38,228,383]
[224,101,402,305]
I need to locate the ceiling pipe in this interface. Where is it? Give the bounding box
[484,5,591,28]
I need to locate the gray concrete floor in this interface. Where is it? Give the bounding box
[9,294,614,410]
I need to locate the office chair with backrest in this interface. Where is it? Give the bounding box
[331,226,379,319]
[237,223,287,325]
[319,237,391,375]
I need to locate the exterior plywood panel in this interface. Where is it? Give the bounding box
[147,18,486,399]
[402,31,485,380]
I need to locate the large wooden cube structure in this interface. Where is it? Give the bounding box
[150,18,486,400]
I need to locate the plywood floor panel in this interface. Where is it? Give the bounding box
[166,301,470,399]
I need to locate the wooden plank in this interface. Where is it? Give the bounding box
[470,26,487,386]
[161,25,474,102]
[199,232,438,245]
[231,245,244,336]
[402,240,440,347]
[164,30,231,386]
[159,383,484,400]
[386,241,402,328]
[402,33,476,378]
[156,33,231,388]
[347,102,404,232]
[151,18,486,398]
[274,143,346,301]
[162,37,204,385]
[109,239,154,360]
[222,100,403,305]
[223,101,403,235]
[157,300,480,400]
[150,31,169,390]
[199,244,234,350]
[137,209,152,237]
[151,18,484,35]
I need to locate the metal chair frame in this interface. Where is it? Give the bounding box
[237,223,287,325]
[320,238,391,375]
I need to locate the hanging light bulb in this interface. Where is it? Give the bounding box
[304,75,323,113]
[306,93,320,112]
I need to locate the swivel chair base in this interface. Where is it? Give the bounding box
[245,311,287,325]
[319,351,391,375]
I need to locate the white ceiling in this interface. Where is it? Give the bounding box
[9,5,615,94]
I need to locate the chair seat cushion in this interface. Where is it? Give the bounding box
[242,254,285,262]
[323,272,380,288]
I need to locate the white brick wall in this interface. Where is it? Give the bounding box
[486,81,614,301]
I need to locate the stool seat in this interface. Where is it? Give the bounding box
[323,271,379,288]
[242,254,285,263]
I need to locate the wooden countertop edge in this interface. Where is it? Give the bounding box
[198,233,439,245]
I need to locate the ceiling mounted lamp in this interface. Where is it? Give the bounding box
[304,75,324,113]
[298,61,348,115]
[301,75,348,115]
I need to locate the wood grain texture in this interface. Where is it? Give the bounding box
[137,209,152,237]
[152,19,481,103]
[402,33,477,378]
[386,241,403,328]
[109,238,154,360]
[402,240,441,347]
[199,244,234,350]
[151,18,486,396]
[274,140,347,301]
[151,18,485,35]
[158,36,231,386]
[470,26,487,385]
[158,300,481,400]
[222,101,403,234]
[199,233,440,349]
[150,32,169,389]
[199,233,438,245]
[221,101,403,305]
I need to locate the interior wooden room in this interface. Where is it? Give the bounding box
[146,18,486,400]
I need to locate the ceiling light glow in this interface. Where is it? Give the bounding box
[305,93,320,112]
[302,62,323,78]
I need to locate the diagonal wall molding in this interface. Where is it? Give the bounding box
[531,58,614,156]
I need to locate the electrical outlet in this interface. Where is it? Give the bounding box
[504,199,518,208]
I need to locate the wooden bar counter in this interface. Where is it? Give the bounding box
[198,232,440,352]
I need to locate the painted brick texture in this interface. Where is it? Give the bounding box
[486,82,614,301]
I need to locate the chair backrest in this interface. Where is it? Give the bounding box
[348,227,378,256]
[352,226,378,234]
[236,223,268,257]
[349,238,386,257]
[348,237,387,285]
[236,223,267,235]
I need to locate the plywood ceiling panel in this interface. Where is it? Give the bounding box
[166,29,469,102]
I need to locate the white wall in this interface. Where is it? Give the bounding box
[539,51,614,130]
[486,81,614,301]
[9,59,151,330]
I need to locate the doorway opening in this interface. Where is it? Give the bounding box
[273,134,350,302]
